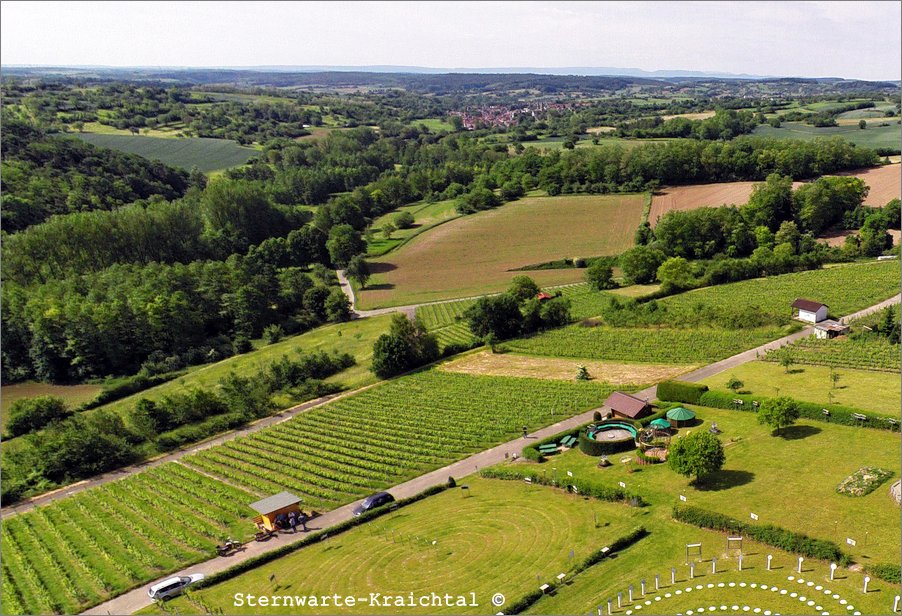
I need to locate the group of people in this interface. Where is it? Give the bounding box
[274,510,309,533]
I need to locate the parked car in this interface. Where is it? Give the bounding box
[148,574,205,601]
[353,491,395,516]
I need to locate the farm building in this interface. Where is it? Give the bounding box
[536,292,553,301]
[602,391,652,420]
[249,491,303,531]
[814,319,850,339]
[791,298,828,323]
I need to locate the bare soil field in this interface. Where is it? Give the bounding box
[357,194,645,308]
[1,382,102,428]
[439,351,696,384]
[819,228,900,247]
[650,165,899,224]
[835,164,901,206]
[660,110,716,121]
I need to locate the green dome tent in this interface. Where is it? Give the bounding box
[666,406,696,427]
[650,418,672,429]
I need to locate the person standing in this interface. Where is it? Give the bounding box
[288,511,297,533]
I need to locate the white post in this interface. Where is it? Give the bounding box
[830,563,837,581]
[766,554,773,571]
[608,600,613,616]
[863,576,870,593]
[641,579,646,596]
[597,608,602,616]
[671,567,676,585]
[712,557,717,574]
[617,592,622,609]
[690,562,695,579]
[892,595,900,613]
[797,556,804,573]
[655,574,660,591]
[738,554,743,571]
[629,585,633,603]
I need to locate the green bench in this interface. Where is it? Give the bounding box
[538,444,559,453]
[559,435,578,448]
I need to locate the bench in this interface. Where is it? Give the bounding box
[538,444,559,452]
[563,435,578,447]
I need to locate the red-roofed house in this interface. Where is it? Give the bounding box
[536,292,553,301]
[602,391,652,420]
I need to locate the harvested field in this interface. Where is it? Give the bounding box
[835,164,901,205]
[819,228,900,247]
[1,381,102,418]
[660,110,716,120]
[357,194,645,308]
[650,165,899,224]
[439,351,696,384]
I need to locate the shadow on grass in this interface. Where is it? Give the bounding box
[777,425,822,440]
[694,470,755,491]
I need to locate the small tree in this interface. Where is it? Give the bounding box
[858,119,867,130]
[830,369,840,390]
[394,211,415,229]
[345,255,370,289]
[262,324,284,344]
[779,354,795,373]
[6,396,72,437]
[668,431,725,484]
[382,222,396,239]
[576,365,590,381]
[586,260,617,290]
[757,396,801,435]
[726,376,744,393]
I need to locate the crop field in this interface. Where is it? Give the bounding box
[180,370,613,509]
[752,121,902,151]
[649,181,804,223]
[73,133,258,172]
[0,464,255,615]
[506,325,787,364]
[439,351,696,385]
[762,336,900,373]
[0,381,102,416]
[701,361,900,414]
[358,195,645,309]
[145,478,642,615]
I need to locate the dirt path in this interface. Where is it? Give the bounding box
[80,293,899,616]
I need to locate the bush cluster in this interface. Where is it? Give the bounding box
[479,467,646,506]
[673,505,851,565]
[657,380,709,405]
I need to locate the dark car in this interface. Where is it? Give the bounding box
[353,491,394,516]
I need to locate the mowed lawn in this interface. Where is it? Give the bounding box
[73,133,258,172]
[523,407,901,564]
[752,121,902,152]
[142,477,644,615]
[367,199,461,257]
[357,194,645,308]
[702,361,900,415]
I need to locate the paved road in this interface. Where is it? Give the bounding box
[81,293,899,615]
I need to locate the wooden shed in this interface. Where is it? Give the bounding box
[249,491,303,531]
[602,391,652,420]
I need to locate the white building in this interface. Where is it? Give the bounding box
[792,298,828,323]
[814,319,850,339]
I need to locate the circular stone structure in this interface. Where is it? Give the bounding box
[590,427,634,442]
[580,421,638,456]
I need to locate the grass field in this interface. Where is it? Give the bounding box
[701,361,900,414]
[752,121,902,151]
[90,315,394,419]
[144,478,642,615]
[523,136,684,151]
[358,194,645,309]
[510,406,901,564]
[367,199,461,257]
[410,117,454,131]
[1,463,256,615]
[73,133,258,173]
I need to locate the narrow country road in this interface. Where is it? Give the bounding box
[81,293,900,616]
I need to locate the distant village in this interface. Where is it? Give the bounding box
[449,101,579,129]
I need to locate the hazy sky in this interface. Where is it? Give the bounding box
[2,1,900,80]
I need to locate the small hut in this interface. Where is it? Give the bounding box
[603,391,652,420]
[249,491,303,531]
[650,418,672,431]
[666,406,696,428]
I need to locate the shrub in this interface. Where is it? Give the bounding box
[657,380,709,404]
[393,210,415,229]
[867,563,901,584]
[673,505,850,565]
[479,466,645,505]
[82,371,187,410]
[263,324,285,344]
[6,396,72,437]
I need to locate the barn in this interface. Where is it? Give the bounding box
[791,298,828,324]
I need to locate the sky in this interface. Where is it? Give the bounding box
[2,1,900,80]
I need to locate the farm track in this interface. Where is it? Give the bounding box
[80,293,900,616]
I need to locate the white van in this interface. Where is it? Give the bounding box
[147,574,205,600]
